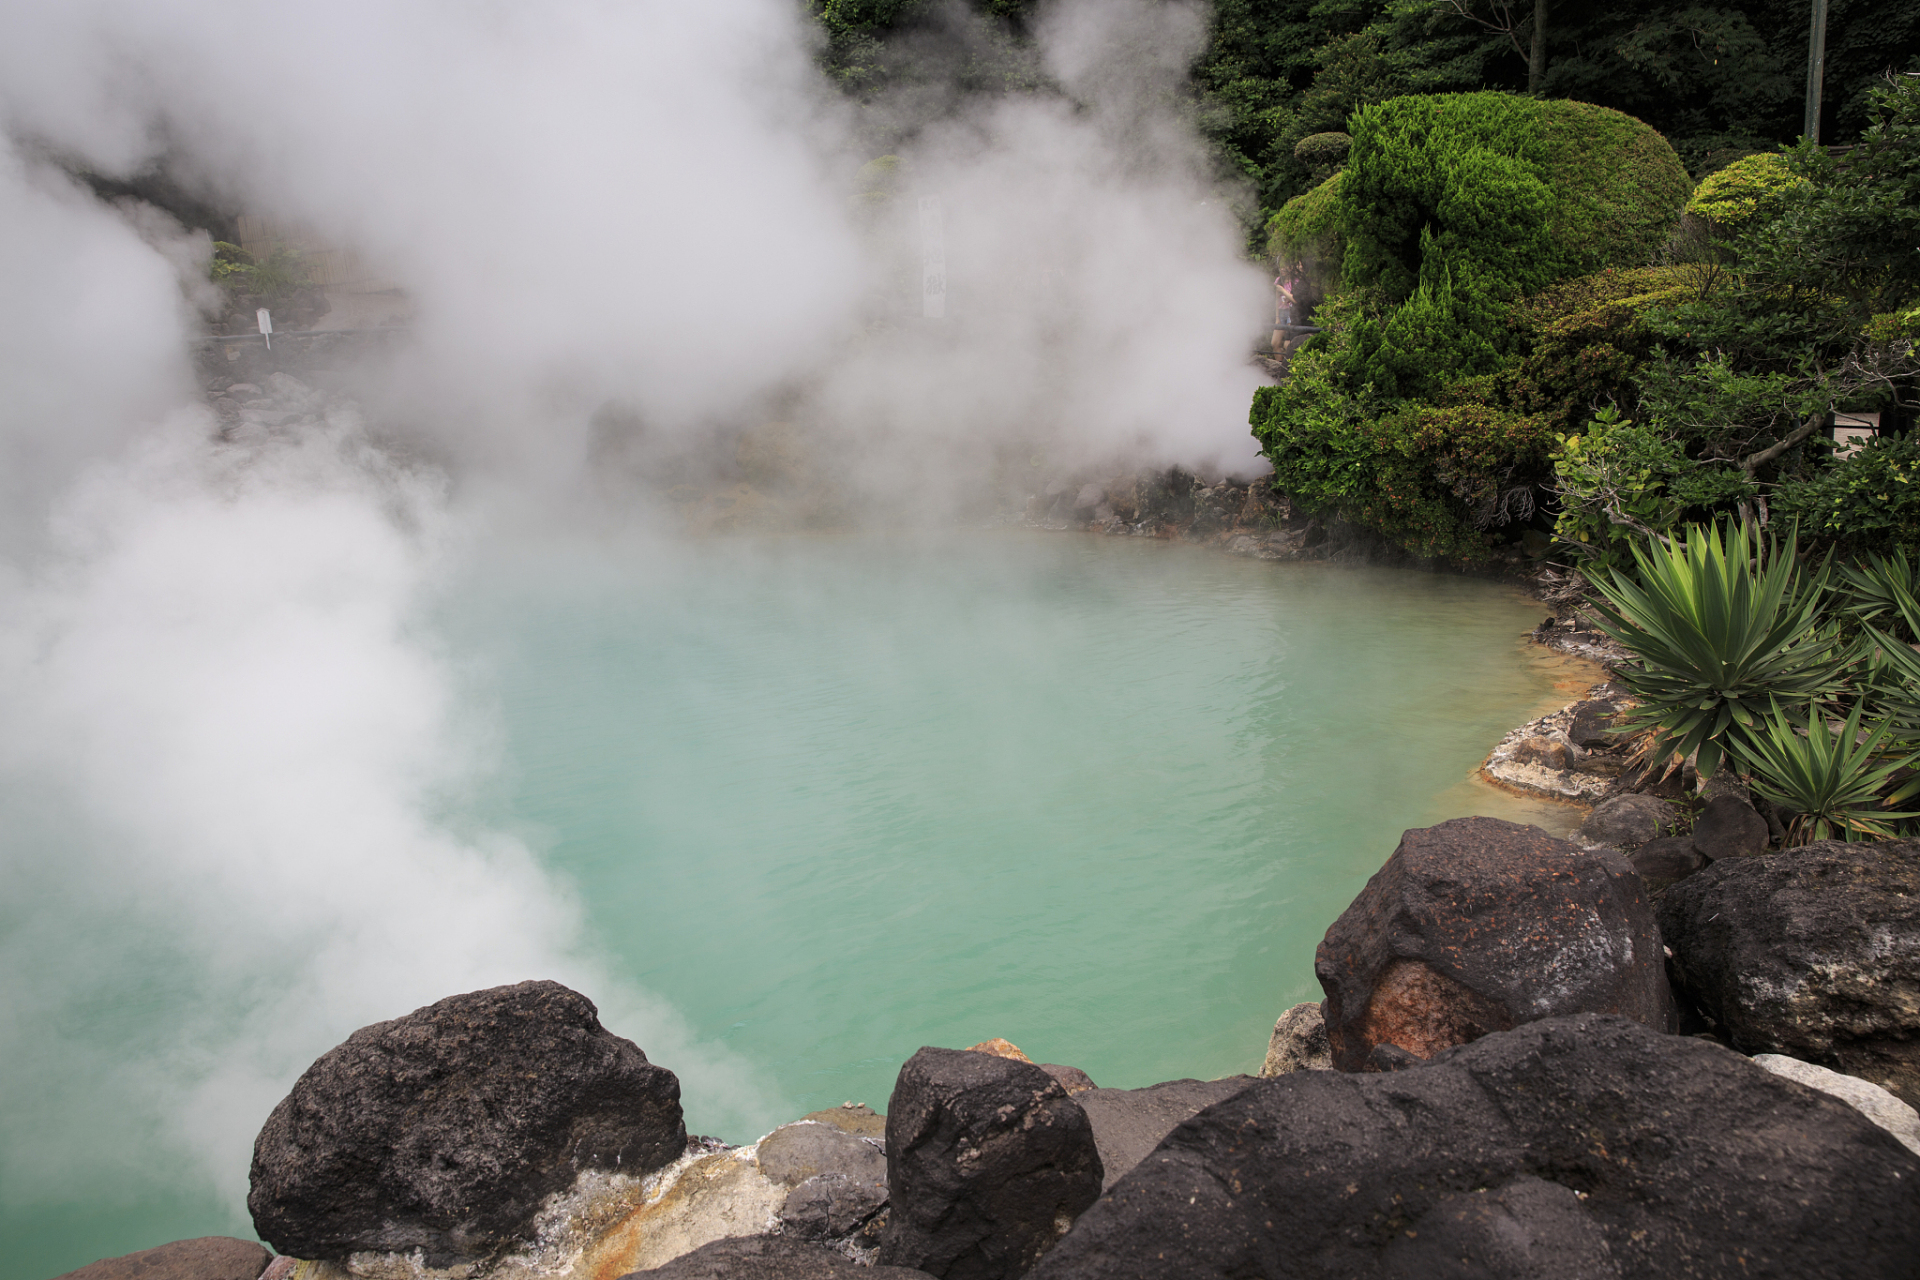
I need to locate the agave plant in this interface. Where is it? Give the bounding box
[1588,520,1851,782]
[1839,547,1920,641]
[1735,700,1920,843]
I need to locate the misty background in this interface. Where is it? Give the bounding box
[0,0,1270,1256]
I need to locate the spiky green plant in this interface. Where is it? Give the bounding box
[1735,700,1919,843]
[1588,521,1850,782]
[1841,548,1920,642]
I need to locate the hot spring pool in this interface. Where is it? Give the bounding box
[1,529,1588,1279]
[451,530,1581,1108]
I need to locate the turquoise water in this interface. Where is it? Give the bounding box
[458,531,1573,1110]
[0,530,1579,1280]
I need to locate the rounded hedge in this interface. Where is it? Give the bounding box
[1293,131,1352,164]
[1323,92,1690,399]
[1684,152,1807,227]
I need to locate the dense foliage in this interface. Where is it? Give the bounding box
[1252,93,1689,557]
[1200,0,1920,232]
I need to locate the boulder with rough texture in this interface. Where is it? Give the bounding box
[876,1047,1102,1279]
[50,1239,271,1280]
[1577,792,1679,847]
[618,1234,933,1278]
[756,1122,885,1187]
[1315,818,1676,1070]
[1629,834,1705,885]
[1690,793,1770,860]
[800,1103,886,1139]
[249,980,685,1264]
[1660,840,1920,1108]
[1073,1079,1252,1192]
[1258,1002,1331,1075]
[780,1173,889,1238]
[1566,700,1620,748]
[1753,1054,1920,1155]
[1028,1015,1920,1280]
[1036,1064,1097,1095]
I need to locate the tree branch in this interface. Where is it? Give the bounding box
[1739,410,1824,476]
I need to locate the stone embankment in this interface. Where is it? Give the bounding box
[58,811,1920,1280]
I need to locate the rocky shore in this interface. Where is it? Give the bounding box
[57,809,1920,1280]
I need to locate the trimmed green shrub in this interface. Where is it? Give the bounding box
[1684,152,1808,227]
[1266,172,1344,265]
[1332,93,1691,398]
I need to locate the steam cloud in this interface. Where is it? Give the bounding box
[0,0,1269,1238]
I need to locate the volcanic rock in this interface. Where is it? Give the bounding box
[800,1102,887,1139]
[1037,1064,1097,1095]
[1027,1014,1920,1280]
[618,1234,933,1278]
[1073,1078,1253,1192]
[248,980,685,1264]
[876,1047,1102,1279]
[1509,735,1571,769]
[779,1173,889,1238]
[50,1239,271,1280]
[1659,840,1920,1108]
[1629,834,1705,885]
[1753,1053,1920,1155]
[1690,793,1770,860]
[1258,1001,1331,1075]
[1565,699,1620,748]
[1315,818,1676,1070]
[757,1121,886,1188]
[1577,792,1679,847]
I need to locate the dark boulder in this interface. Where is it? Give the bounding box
[1315,818,1676,1070]
[1577,793,1679,847]
[619,1235,933,1278]
[1565,700,1620,749]
[1659,840,1920,1108]
[780,1174,889,1239]
[1690,793,1770,860]
[757,1121,885,1187]
[876,1047,1102,1279]
[249,980,685,1264]
[1073,1079,1253,1192]
[1629,834,1705,885]
[50,1239,271,1280]
[1028,1014,1920,1280]
[1037,1064,1097,1095]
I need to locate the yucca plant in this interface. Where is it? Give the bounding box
[1588,520,1851,782]
[1735,700,1920,843]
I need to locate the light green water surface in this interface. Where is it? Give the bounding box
[1,530,1583,1280]
[463,531,1577,1109]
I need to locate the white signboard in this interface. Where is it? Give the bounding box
[919,196,946,320]
[256,307,274,350]
[1833,410,1879,459]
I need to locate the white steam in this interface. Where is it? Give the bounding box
[0,0,1271,1238]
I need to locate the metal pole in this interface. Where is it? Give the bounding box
[1804,0,1828,144]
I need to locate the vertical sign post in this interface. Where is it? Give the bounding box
[256,307,274,351]
[919,196,946,320]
